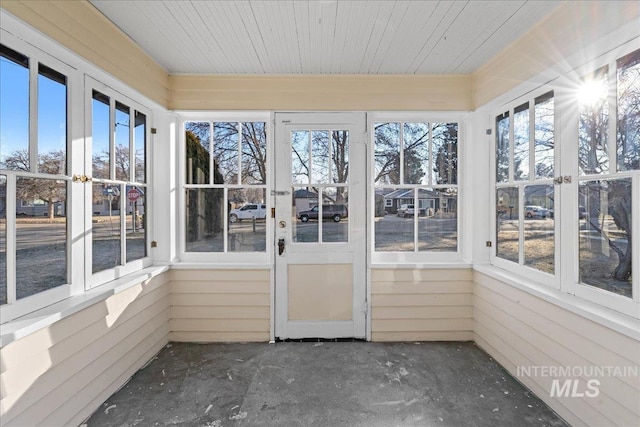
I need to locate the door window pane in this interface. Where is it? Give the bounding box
[291,130,310,184]
[375,188,415,252]
[92,183,121,273]
[523,185,554,274]
[185,121,211,185]
[241,122,267,184]
[534,92,554,179]
[0,175,6,305]
[134,111,146,182]
[0,45,29,170]
[513,103,529,181]
[403,123,429,184]
[214,122,239,184]
[418,188,457,251]
[617,49,640,171]
[322,187,348,243]
[228,188,266,252]
[185,188,224,252]
[38,64,67,174]
[496,113,510,182]
[311,130,329,184]
[114,101,131,181]
[92,91,110,180]
[432,123,458,185]
[126,188,146,263]
[374,122,400,185]
[496,187,519,263]
[579,179,632,298]
[331,131,349,184]
[579,66,609,175]
[292,187,319,243]
[16,178,67,298]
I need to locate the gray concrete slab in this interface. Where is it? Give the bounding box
[84,342,568,427]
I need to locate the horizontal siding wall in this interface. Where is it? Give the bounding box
[169,269,271,342]
[0,272,171,427]
[169,74,472,111]
[473,271,640,427]
[371,268,473,342]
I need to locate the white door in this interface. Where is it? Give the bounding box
[274,113,367,339]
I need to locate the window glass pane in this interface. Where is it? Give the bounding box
[534,92,555,179]
[513,103,529,181]
[92,183,121,273]
[214,122,239,184]
[579,179,632,298]
[496,113,510,182]
[38,64,66,175]
[432,123,458,185]
[375,188,415,252]
[418,188,457,251]
[185,121,211,185]
[291,130,310,184]
[617,49,640,171]
[403,123,429,184]
[579,67,609,175]
[322,187,348,243]
[228,188,266,252]
[126,186,146,263]
[0,175,6,305]
[311,130,329,183]
[331,130,349,184]
[292,187,319,243]
[241,122,267,184]
[185,188,224,252]
[114,101,131,181]
[374,122,400,184]
[0,45,29,170]
[496,187,519,263]
[92,91,110,180]
[16,177,67,298]
[524,185,554,274]
[134,111,146,182]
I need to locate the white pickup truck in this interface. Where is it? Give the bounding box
[229,203,267,223]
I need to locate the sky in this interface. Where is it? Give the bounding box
[0,56,66,166]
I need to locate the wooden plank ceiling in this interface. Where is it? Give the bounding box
[89,0,557,75]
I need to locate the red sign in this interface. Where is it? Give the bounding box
[127,188,141,202]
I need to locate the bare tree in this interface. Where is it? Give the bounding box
[1,149,66,219]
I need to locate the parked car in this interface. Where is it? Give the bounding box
[525,205,548,219]
[298,204,348,222]
[396,204,426,218]
[229,203,267,223]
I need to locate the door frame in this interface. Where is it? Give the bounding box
[273,112,368,340]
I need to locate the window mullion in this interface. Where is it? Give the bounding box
[608,63,617,174]
[5,174,17,304]
[29,62,38,173]
[414,187,418,252]
[399,123,404,185]
[428,123,433,186]
[633,174,640,303]
[109,98,116,180]
[129,105,135,183]
[518,184,524,265]
[509,108,514,182]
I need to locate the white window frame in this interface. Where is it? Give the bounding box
[489,39,640,318]
[490,86,561,289]
[178,111,273,265]
[369,112,465,264]
[84,76,153,289]
[0,29,81,322]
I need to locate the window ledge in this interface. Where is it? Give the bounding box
[0,265,170,348]
[371,262,472,270]
[170,263,273,270]
[473,263,640,341]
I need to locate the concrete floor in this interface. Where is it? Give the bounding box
[84,341,568,427]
